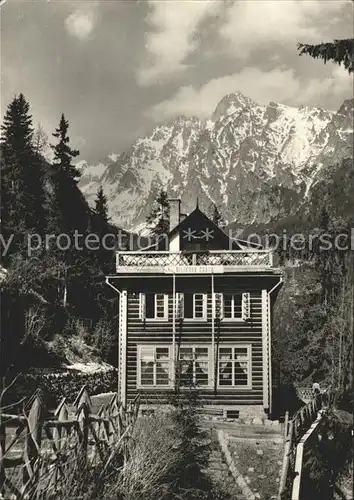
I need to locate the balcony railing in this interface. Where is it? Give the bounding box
[116,250,274,273]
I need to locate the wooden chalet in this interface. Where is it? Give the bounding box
[106,199,283,419]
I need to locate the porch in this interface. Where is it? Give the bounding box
[116,250,274,273]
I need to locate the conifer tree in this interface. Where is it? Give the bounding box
[1,94,46,260]
[298,39,354,74]
[48,114,90,314]
[48,114,87,237]
[95,185,109,225]
[93,185,113,273]
[146,189,170,236]
[298,1,354,74]
[51,114,80,181]
[209,203,225,228]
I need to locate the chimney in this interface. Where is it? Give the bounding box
[168,198,181,232]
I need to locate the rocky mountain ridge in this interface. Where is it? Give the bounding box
[78,91,353,232]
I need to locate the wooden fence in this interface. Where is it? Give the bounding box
[0,386,140,499]
[278,388,335,499]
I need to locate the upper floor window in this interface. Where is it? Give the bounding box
[139,293,168,321]
[213,293,250,321]
[175,293,207,321]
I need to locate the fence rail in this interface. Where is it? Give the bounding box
[0,386,139,499]
[278,388,334,499]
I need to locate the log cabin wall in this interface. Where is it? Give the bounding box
[122,274,276,409]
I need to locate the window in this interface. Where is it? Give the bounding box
[178,346,210,387]
[218,345,251,388]
[138,346,172,387]
[180,293,207,320]
[139,293,168,321]
[213,293,250,321]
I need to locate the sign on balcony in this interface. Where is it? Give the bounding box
[164,265,224,274]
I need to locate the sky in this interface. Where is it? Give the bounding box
[1,0,353,163]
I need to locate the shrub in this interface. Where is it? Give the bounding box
[92,318,116,362]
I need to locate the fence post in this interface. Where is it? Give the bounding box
[74,386,91,462]
[0,410,5,496]
[278,419,293,499]
[22,392,43,493]
[54,398,69,452]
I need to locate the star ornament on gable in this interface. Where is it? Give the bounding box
[182,228,197,241]
[200,228,214,241]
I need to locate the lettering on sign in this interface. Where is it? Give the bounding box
[164,265,224,274]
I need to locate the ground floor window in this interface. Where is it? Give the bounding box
[138,345,172,387]
[137,343,252,389]
[218,345,251,388]
[178,346,210,387]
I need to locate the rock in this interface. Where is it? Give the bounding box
[245,476,251,484]
[273,438,283,444]
[253,417,263,425]
[255,494,261,499]
[248,467,255,472]
[276,477,280,482]
[256,449,264,456]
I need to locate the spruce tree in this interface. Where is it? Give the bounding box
[48,114,90,313]
[146,189,170,236]
[209,203,225,228]
[51,114,80,181]
[298,39,354,74]
[1,94,46,261]
[93,185,113,273]
[95,185,109,225]
[48,114,87,237]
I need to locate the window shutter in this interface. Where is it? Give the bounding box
[139,293,146,320]
[175,293,184,319]
[213,293,224,320]
[163,294,169,320]
[242,293,250,320]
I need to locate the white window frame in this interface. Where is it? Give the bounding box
[219,293,251,322]
[217,344,252,389]
[178,345,212,389]
[181,293,207,321]
[137,345,172,388]
[139,293,169,321]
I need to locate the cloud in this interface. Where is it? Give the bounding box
[137,0,349,85]
[146,66,352,121]
[137,0,222,86]
[65,9,95,39]
[220,0,349,58]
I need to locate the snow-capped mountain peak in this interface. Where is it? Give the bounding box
[78,93,353,230]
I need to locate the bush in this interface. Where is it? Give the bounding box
[92,318,116,362]
[3,368,118,409]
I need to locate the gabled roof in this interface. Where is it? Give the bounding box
[169,206,262,250]
[139,205,263,252]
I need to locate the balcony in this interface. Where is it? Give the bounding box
[116,250,274,274]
